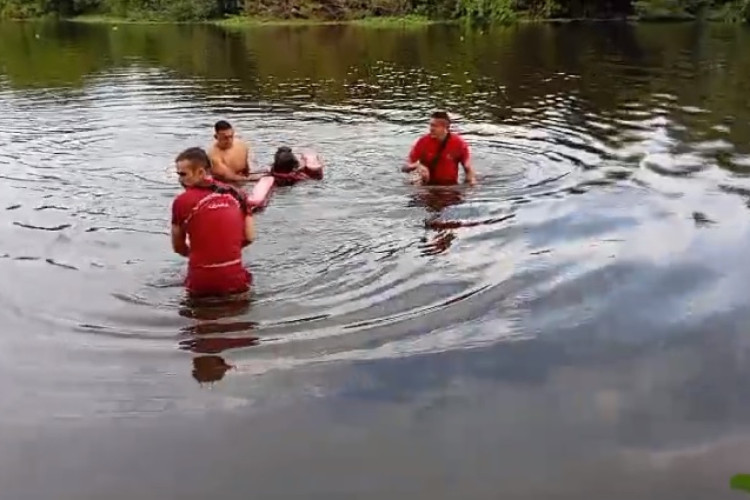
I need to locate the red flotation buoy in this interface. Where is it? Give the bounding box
[247,175,275,212]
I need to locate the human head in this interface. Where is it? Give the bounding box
[214,120,234,150]
[272,146,299,174]
[429,111,451,139]
[192,355,233,384]
[175,147,211,187]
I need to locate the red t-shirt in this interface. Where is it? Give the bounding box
[171,182,250,295]
[408,133,470,185]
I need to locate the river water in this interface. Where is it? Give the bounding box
[1,20,750,499]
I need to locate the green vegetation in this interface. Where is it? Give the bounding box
[1,0,750,23]
[456,0,518,23]
[213,13,435,27]
[345,14,436,26]
[732,474,750,494]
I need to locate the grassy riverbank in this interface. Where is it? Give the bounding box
[70,14,169,24]
[64,13,438,27]
[213,14,437,28]
[63,12,746,27]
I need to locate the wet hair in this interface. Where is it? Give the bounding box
[175,147,210,170]
[272,146,299,174]
[214,120,232,133]
[430,111,451,124]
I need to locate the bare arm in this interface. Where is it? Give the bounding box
[210,151,248,182]
[242,215,255,247]
[245,171,269,182]
[404,139,427,174]
[171,224,189,257]
[404,159,430,184]
[460,142,477,186]
[402,160,422,173]
[463,160,477,186]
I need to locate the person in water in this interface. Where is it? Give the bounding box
[209,120,254,183]
[403,111,477,186]
[270,146,323,186]
[171,147,255,297]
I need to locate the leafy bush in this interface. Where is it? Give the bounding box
[634,0,692,18]
[455,0,517,23]
[2,0,750,24]
[164,0,216,20]
[0,0,57,18]
[711,0,750,21]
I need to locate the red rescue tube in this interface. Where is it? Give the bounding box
[246,175,275,212]
[300,152,323,180]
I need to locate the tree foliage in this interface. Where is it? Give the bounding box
[0,0,749,22]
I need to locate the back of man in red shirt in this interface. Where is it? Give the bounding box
[403,111,477,186]
[171,147,255,298]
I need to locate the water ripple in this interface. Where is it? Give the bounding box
[0,24,749,447]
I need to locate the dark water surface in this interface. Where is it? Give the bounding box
[2,20,750,499]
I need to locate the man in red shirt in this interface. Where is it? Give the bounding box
[403,111,477,186]
[171,147,255,298]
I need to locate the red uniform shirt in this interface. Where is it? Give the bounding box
[409,133,470,185]
[171,182,250,296]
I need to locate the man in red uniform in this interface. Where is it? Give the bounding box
[171,147,255,298]
[403,111,477,186]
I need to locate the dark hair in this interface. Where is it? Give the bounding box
[430,111,451,123]
[272,146,299,174]
[175,147,210,170]
[214,120,232,133]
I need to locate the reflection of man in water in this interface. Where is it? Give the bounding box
[408,187,465,256]
[403,111,477,186]
[209,120,253,182]
[409,187,465,213]
[192,355,233,384]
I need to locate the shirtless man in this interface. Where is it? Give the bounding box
[208,120,254,183]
